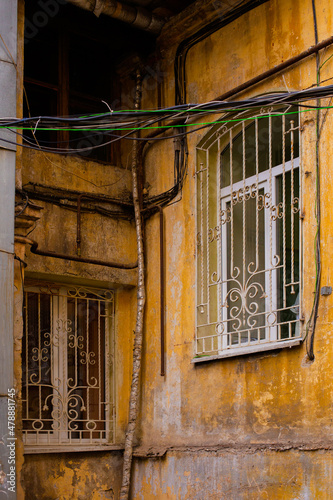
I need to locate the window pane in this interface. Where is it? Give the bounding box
[276,169,300,338]
[23,83,58,146]
[24,30,59,85]
[67,296,106,440]
[68,34,112,98]
[226,189,266,344]
[221,110,299,188]
[22,292,53,432]
[68,97,112,162]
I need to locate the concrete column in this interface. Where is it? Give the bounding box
[0,1,18,499]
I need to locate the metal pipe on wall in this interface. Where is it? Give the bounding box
[65,0,165,34]
[15,236,138,270]
[159,207,165,377]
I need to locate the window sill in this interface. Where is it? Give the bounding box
[192,338,302,363]
[24,444,123,455]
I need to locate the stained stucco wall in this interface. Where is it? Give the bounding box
[16,0,333,498]
[132,0,333,497]
[131,449,333,499]
[23,452,123,500]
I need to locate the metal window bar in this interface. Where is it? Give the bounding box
[22,282,114,447]
[195,108,302,356]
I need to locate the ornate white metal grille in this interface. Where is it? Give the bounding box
[22,282,115,447]
[195,108,302,358]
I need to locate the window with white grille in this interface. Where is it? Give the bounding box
[195,108,302,360]
[22,282,115,448]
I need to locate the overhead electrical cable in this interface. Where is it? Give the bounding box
[1,85,333,158]
[2,84,333,130]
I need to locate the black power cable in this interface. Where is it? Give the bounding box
[307,0,321,360]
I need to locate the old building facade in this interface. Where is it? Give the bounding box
[1,0,333,498]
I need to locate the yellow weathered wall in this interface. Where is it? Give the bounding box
[15,0,333,498]
[23,452,124,500]
[131,449,333,499]
[132,0,333,497]
[21,149,137,287]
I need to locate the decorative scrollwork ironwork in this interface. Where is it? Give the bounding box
[221,207,231,225]
[271,201,284,221]
[210,272,220,284]
[258,192,271,210]
[67,286,113,301]
[208,226,221,241]
[195,107,302,356]
[216,125,228,139]
[292,197,300,214]
[222,274,266,331]
[22,284,115,446]
[80,351,96,365]
[231,184,258,206]
[68,333,84,350]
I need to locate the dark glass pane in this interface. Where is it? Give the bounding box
[68,97,112,162]
[22,292,53,432]
[23,82,58,146]
[24,30,58,85]
[276,169,300,338]
[226,190,266,344]
[68,34,112,98]
[221,109,299,188]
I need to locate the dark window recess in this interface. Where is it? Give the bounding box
[23,5,120,163]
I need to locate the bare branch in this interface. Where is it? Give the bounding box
[119,68,145,500]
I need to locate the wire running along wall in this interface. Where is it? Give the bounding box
[195,107,302,356]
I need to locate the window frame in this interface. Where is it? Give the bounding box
[193,108,303,363]
[23,9,120,163]
[22,281,116,452]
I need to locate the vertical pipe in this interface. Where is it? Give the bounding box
[159,207,165,376]
[77,195,82,256]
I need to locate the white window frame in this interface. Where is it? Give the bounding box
[220,159,300,352]
[194,109,303,363]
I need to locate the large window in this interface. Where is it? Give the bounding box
[23,3,119,163]
[23,2,155,163]
[22,282,115,449]
[195,108,302,360]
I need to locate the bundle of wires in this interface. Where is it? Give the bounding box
[1,84,333,154]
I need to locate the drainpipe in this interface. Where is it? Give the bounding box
[0,1,17,499]
[65,0,165,34]
[159,207,165,377]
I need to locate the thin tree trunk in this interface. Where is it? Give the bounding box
[119,69,145,500]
